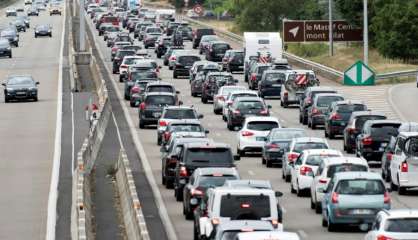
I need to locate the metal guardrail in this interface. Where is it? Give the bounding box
[376,70,418,80]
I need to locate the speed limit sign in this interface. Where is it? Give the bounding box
[193,4,204,15]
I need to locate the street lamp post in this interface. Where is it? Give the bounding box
[328,0,333,56]
[363,0,368,64]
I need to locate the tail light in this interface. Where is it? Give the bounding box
[300,166,313,176]
[387,152,393,161]
[284,91,288,97]
[319,179,328,184]
[111,47,117,52]
[330,113,342,120]
[240,203,251,208]
[362,136,373,145]
[401,161,408,172]
[227,100,233,106]
[120,64,128,69]
[211,218,220,225]
[191,187,204,196]
[377,235,394,240]
[250,73,257,81]
[260,109,269,115]
[266,143,279,149]
[305,97,312,105]
[179,166,188,177]
[347,128,356,134]
[139,102,146,110]
[271,219,279,228]
[164,132,171,141]
[169,56,176,61]
[232,109,240,115]
[331,192,339,204]
[287,152,299,162]
[159,120,167,127]
[131,86,140,94]
[312,108,320,115]
[384,191,391,204]
[241,131,254,137]
[215,96,225,101]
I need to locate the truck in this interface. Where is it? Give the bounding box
[280,69,319,108]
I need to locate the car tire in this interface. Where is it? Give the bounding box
[15,42,18,47]
[302,115,308,125]
[173,72,177,79]
[213,108,221,115]
[35,34,37,38]
[327,218,337,232]
[311,121,316,130]
[175,187,183,202]
[398,176,406,195]
[169,66,173,70]
[329,131,335,139]
[139,120,145,129]
[5,97,9,103]
[157,53,161,58]
[385,169,391,182]
[129,101,135,107]
[299,114,302,123]
[390,180,398,191]
[237,148,244,157]
[202,96,208,104]
[322,216,328,227]
[324,130,329,138]
[285,173,291,183]
[227,119,234,131]
[310,197,315,209]
[119,76,123,82]
[49,34,52,37]
[290,182,296,193]
[222,115,226,122]
[315,201,322,214]
[266,159,273,168]
[162,172,166,185]
[34,96,38,102]
[262,157,266,165]
[157,137,162,146]
[9,54,12,58]
[296,183,303,197]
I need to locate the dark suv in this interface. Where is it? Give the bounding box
[247,63,271,90]
[155,36,172,58]
[138,92,178,128]
[173,54,201,79]
[226,97,271,130]
[166,21,180,36]
[299,87,337,125]
[356,120,401,161]
[257,70,286,98]
[224,50,244,73]
[201,72,237,103]
[205,41,231,62]
[173,142,239,201]
[192,28,215,49]
[343,111,387,153]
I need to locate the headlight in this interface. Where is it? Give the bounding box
[6,47,11,50]
[6,88,13,91]
[14,37,18,40]
[29,87,37,91]
[35,30,39,33]
[48,30,51,32]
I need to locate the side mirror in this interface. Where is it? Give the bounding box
[36,81,40,85]
[275,191,283,197]
[178,100,183,105]
[386,187,392,193]
[160,146,167,153]
[1,83,5,86]
[198,114,204,119]
[267,105,272,109]
[176,90,180,94]
[205,130,210,134]
[234,79,238,83]
[233,155,240,161]
[158,65,162,69]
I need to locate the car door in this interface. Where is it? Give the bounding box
[291,153,304,188]
[391,137,405,185]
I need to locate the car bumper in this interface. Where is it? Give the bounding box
[213,100,225,111]
[361,149,384,160]
[328,207,389,224]
[399,173,418,187]
[0,50,12,56]
[263,151,284,164]
[35,32,51,36]
[298,175,314,190]
[312,115,325,125]
[239,137,265,151]
[174,68,190,76]
[260,87,281,97]
[7,91,37,99]
[328,123,346,135]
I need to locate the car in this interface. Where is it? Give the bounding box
[398,122,418,132]
[356,120,401,161]
[237,117,280,156]
[226,97,271,131]
[307,93,345,129]
[162,46,182,66]
[213,86,246,115]
[280,70,319,108]
[113,33,133,46]
[175,25,193,41]
[128,79,155,107]
[321,171,390,232]
[25,0,32,5]
[257,70,286,99]
[133,21,153,39]
[168,49,192,70]
[2,75,39,102]
[282,137,329,182]
[17,15,30,28]
[192,28,215,49]
[192,61,221,82]
[173,142,239,201]
[244,55,259,82]
[324,100,368,139]
[165,21,180,36]
[112,50,136,74]
[1,28,19,47]
[123,62,159,99]
[161,120,208,146]
[224,50,245,73]
[247,63,272,90]
[364,209,418,240]
[199,35,219,55]
[157,106,203,145]
[299,87,338,125]
[190,72,205,97]
[98,23,116,36]
[143,32,162,49]
[155,35,172,58]
[34,24,52,38]
[27,6,39,16]
[182,167,240,219]
[143,82,179,102]
[0,39,12,58]
[222,90,258,121]
[343,111,387,153]
[49,2,62,15]
[172,53,201,78]
[290,149,343,197]
[212,221,275,240]
[205,41,231,62]
[138,92,178,128]
[12,19,27,32]
[110,41,131,60]
[201,72,237,103]
[120,44,142,54]
[235,231,300,240]
[262,128,307,168]
[389,132,418,195]
[6,8,17,17]
[189,60,211,83]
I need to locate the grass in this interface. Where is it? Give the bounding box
[376,76,416,85]
[203,19,242,35]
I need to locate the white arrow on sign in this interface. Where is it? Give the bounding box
[289,26,299,38]
[361,64,373,83]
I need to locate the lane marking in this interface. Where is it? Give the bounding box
[298,230,308,239]
[248,170,255,176]
[112,112,124,148]
[71,92,74,175]
[46,2,66,240]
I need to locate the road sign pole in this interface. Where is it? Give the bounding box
[328,0,333,56]
[363,0,368,65]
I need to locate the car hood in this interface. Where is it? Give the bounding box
[7,84,36,89]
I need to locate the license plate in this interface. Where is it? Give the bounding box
[256,137,266,141]
[379,147,385,151]
[185,66,191,69]
[272,84,281,87]
[381,143,388,147]
[153,112,162,118]
[238,66,244,69]
[352,209,373,215]
[17,91,26,95]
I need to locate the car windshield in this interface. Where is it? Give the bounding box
[294,142,328,153]
[8,77,33,85]
[145,95,175,106]
[237,101,264,110]
[213,44,229,52]
[178,56,200,66]
[131,71,157,80]
[117,51,135,58]
[124,58,141,65]
[171,124,202,132]
[337,104,367,113]
[355,116,386,130]
[317,96,344,108]
[0,31,14,37]
[220,195,270,220]
[118,36,131,42]
[305,154,340,166]
[384,218,418,233]
[146,28,162,33]
[271,130,306,140]
[257,66,270,74]
[370,123,400,137]
[336,179,385,195]
[265,73,285,84]
[147,85,174,93]
[198,175,238,188]
[247,121,279,131]
[327,164,368,178]
[186,148,233,165]
[163,109,196,119]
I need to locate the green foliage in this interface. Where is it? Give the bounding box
[286,43,328,58]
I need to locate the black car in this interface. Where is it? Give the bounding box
[173,142,239,201]
[247,63,271,90]
[98,23,113,36]
[356,120,401,161]
[381,137,397,182]
[166,21,180,36]
[34,24,52,38]
[1,28,19,47]
[2,75,39,102]
[257,70,286,98]
[226,97,271,130]
[112,50,136,74]
[124,70,158,100]
[173,54,201,78]
[299,87,337,125]
[224,50,244,73]
[343,111,387,153]
[205,41,231,62]
[0,39,12,58]
[138,92,177,128]
[198,35,218,55]
[324,100,367,139]
[155,36,172,58]
[201,72,237,103]
[143,33,161,49]
[129,79,157,107]
[12,19,27,32]
[190,72,205,97]
[192,28,215,49]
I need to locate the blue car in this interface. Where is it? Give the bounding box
[321,171,390,232]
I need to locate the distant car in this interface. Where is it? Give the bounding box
[213,85,246,115]
[161,120,208,146]
[143,33,162,49]
[307,93,345,129]
[116,55,143,80]
[192,28,215,49]
[34,24,52,38]
[0,28,19,47]
[0,39,12,58]
[17,15,31,28]
[25,0,33,5]
[299,87,338,125]
[223,50,244,73]
[172,54,201,79]
[205,41,231,62]
[110,41,132,60]
[222,90,258,121]
[112,50,136,74]
[247,62,272,90]
[201,72,237,103]
[129,79,156,107]
[321,171,390,232]
[2,75,39,102]
[226,96,270,130]
[199,35,219,55]
[212,221,275,240]
[49,3,62,15]
[27,6,39,16]
[6,8,17,17]
[155,35,172,58]
[12,19,27,32]
[365,209,418,240]
[138,92,178,129]
[258,70,286,99]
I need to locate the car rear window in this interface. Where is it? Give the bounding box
[197,175,238,188]
[265,73,285,84]
[247,121,279,131]
[118,36,131,42]
[164,109,196,119]
[293,142,328,153]
[337,104,367,113]
[306,154,340,166]
[257,66,270,74]
[237,101,264,110]
[271,130,306,140]
[170,124,202,132]
[355,115,387,129]
[213,43,229,52]
[186,148,233,165]
[220,195,271,220]
[370,123,400,137]
[146,28,162,33]
[317,96,344,107]
[327,164,368,178]
[178,56,201,66]
[336,179,385,195]
[407,137,418,157]
[131,71,158,80]
[145,95,175,106]
[231,93,257,100]
[147,85,174,93]
[384,218,418,232]
[221,87,244,95]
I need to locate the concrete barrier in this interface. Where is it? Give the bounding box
[115,149,151,240]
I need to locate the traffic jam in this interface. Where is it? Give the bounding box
[87,2,418,240]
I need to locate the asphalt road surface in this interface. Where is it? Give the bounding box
[389,82,418,122]
[0,3,64,239]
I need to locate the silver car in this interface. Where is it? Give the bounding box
[213,85,245,114]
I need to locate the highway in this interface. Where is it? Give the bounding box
[86,15,418,240]
[0,2,65,239]
[389,82,418,122]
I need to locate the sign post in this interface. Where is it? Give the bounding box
[343,60,375,86]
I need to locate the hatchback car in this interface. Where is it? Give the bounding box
[199,35,219,54]
[205,41,231,62]
[247,63,272,90]
[201,72,237,104]
[112,50,136,74]
[224,50,244,73]
[1,28,19,47]
[172,54,201,78]
[299,86,337,125]
[2,75,39,102]
[258,70,286,98]
[223,90,259,121]
[308,93,345,129]
[138,92,177,128]
[226,97,271,130]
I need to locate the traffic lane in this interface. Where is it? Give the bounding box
[389,82,418,122]
[0,9,63,239]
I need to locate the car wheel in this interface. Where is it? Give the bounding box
[385,169,391,182]
[324,129,329,138]
[166,179,173,189]
[157,53,161,58]
[193,226,199,240]
[296,182,303,197]
[175,187,183,201]
[162,172,166,185]
[329,131,335,139]
[390,180,398,191]
[290,182,296,193]
[227,119,234,131]
[33,96,38,102]
[9,54,12,58]
[173,72,177,79]
[299,114,302,123]
[157,137,162,146]
[237,148,244,157]
[15,42,18,47]
[262,157,266,165]
[169,66,173,70]
[222,115,226,122]
[322,216,328,227]
[311,121,316,129]
[302,115,308,125]
[398,176,406,195]
[5,97,9,103]
[327,217,337,232]
[49,34,52,37]
[315,201,322,214]
[266,160,273,168]
[129,101,135,107]
[285,173,291,182]
[202,96,208,104]
[139,120,145,129]
[310,197,315,209]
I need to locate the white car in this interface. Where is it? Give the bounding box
[6,8,17,17]
[290,149,342,197]
[118,56,145,81]
[213,85,246,114]
[222,90,258,121]
[86,3,99,14]
[237,117,280,156]
[390,132,418,195]
[236,231,300,240]
[365,209,418,240]
[282,137,329,182]
[309,156,369,213]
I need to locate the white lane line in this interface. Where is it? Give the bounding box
[112,112,124,148]
[46,3,66,240]
[248,170,255,176]
[71,92,74,175]
[298,230,308,239]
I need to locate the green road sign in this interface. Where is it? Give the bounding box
[344,60,375,86]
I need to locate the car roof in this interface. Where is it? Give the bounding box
[322,156,368,166]
[147,81,173,87]
[168,119,201,125]
[398,131,418,138]
[381,209,418,219]
[144,92,175,97]
[245,116,279,123]
[333,171,382,181]
[209,40,229,45]
[164,105,194,110]
[351,111,386,117]
[300,149,342,156]
[236,231,300,240]
[216,220,274,232]
[366,119,401,125]
[173,137,212,145]
[207,72,233,77]
[230,90,258,95]
[234,96,263,102]
[210,186,275,195]
[292,137,327,143]
[183,141,230,149]
[333,100,365,105]
[314,93,344,99]
[195,167,239,176]
[223,180,272,189]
